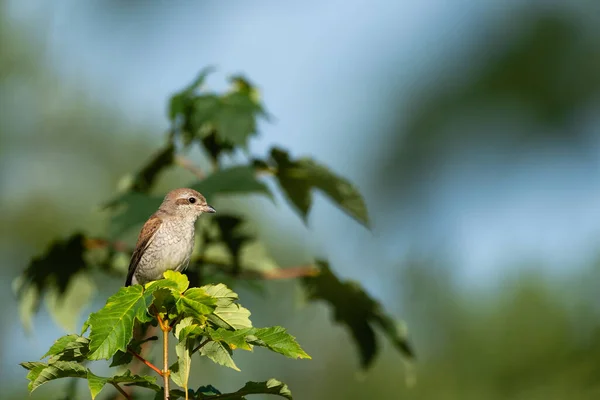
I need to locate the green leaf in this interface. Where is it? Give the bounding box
[107,192,163,237]
[185,66,216,93]
[189,166,272,203]
[205,215,254,277]
[173,316,196,335]
[208,328,253,351]
[200,340,240,371]
[145,276,185,297]
[179,324,205,343]
[46,272,96,332]
[15,233,87,330]
[269,147,370,227]
[21,361,88,392]
[87,285,148,360]
[201,283,239,306]
[197,384,221,396]
[200,129,236,164]
[110,335,157,367]
[177,287,217,320]
[199,379,292,399]
[299,158,369,227]
[42,334,81,359]
[110,370,160,392]
[171,319,195,391]
[152,288,179,319]
[169,67,215,121]
[201,283,252,329]
[129,143,176,192]
[85,370,161,398]
[246,327,311,359]
[214,94,260,146]
[87,371,106,399]
[44,335,90,363]
[302,260,414,368]
[189,95,221,137]
[211,302,252,330]
[269,149,311,221]
[163,270,190,292]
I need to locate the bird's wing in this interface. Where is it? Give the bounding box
[125,214,162,286]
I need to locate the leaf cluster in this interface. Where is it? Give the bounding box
[22,271,307,399]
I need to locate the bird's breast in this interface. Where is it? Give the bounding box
[151,222,195,269]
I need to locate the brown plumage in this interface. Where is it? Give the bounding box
[125,188,215,286]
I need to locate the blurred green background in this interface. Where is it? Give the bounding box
[3,1,600,399]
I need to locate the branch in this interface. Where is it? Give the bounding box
[156,313,171,400]
[85,237,129,253]
[175,155,206,180]
[128,348,163,377]
[254,265,319,280]
[108,326,159,400]
[192,338,211,355]
[195,257,319,280]
[111,382,132,400]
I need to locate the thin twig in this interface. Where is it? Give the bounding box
[128,348,163,377]
[156,313,171,400]
[253,265,319,280]
[85,237,130,253]
[175,155,206,180]
[195,257,319,280]
[111,382,132,400]
[192,338,211,355]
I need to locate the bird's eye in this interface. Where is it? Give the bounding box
[188,197,196,204]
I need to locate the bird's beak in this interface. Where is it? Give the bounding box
[203,204,216,213]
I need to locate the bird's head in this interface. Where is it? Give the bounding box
[160,188,216,219]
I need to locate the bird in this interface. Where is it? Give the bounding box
[125,188,216,286]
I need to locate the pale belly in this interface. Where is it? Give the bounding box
[133,224,195,284]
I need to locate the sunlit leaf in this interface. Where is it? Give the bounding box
[163,270,190,293]
[201,283,238,305]
[208,328,253,351]
[246,327,310,359]
[200,340,240,371]
[21,361,87,392]
[87,285,148,360]
[177,287,217,320]
[87,371,106,400]
[171,318,195,392]
[42,334,81,359]
[43,334,90,363]
[201,283,252,329]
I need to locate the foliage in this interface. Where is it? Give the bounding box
[17,69,412,398]
[22,271,308,399]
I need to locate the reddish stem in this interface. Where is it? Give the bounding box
[127,348,163,377]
